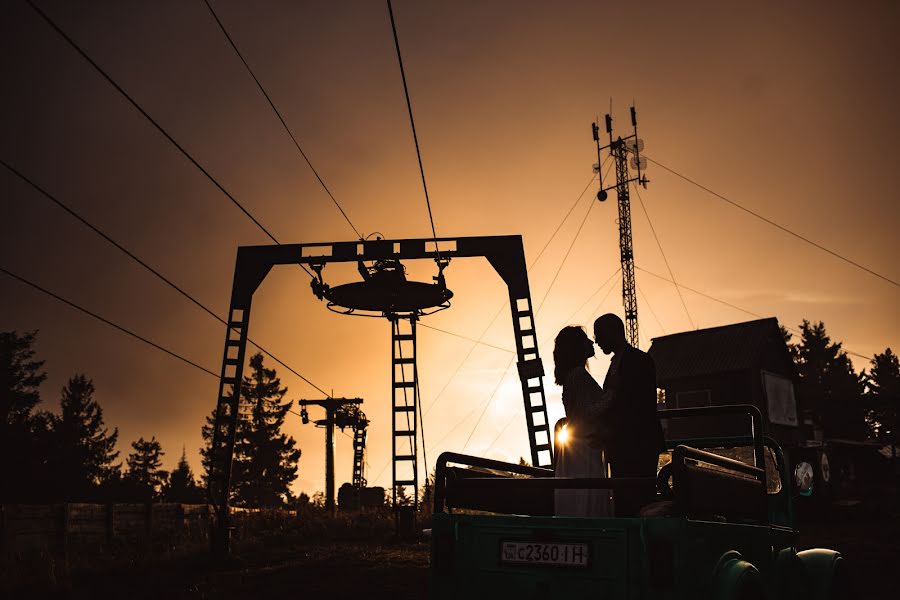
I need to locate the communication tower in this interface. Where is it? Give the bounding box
[592,106,649,347]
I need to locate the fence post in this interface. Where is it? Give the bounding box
[106,503,115,547]
[58,503,68,556]
[0,504,6,553]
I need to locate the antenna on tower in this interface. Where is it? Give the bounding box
[589,104,649,347]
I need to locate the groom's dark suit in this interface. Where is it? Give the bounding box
[602,344,665,514]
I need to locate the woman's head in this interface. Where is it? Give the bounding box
[553,325,595,385]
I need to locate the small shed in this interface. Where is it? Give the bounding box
[648,317,803,445]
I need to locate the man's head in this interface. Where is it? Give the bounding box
[593,313,627,355]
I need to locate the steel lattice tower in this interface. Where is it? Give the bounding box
[592,107,649,348]
[611,139,639,347]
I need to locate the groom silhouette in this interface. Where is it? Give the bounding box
[593,314,665,515]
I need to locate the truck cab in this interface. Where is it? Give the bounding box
[430,405,847,599]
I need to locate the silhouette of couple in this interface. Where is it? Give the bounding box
[553,313,664,517]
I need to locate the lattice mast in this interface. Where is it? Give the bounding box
[592,106,649,348]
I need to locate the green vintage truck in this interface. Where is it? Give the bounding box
[430,405,848,599]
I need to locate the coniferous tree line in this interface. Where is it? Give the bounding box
[783,320,899,442]
[1,331,300,506]
[2,320,896,504]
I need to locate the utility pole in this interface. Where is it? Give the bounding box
[297,397,365,513]
[592,106,649,348]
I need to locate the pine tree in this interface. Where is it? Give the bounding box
[125,436,167,500]
[0,330,46,425]
[54,375,120,500]
[166,447,204,503]
[233,353,301,507]
[394,484,413,507]
[0,331,49,502]
[865,348,900,439]
[793,321,865,440]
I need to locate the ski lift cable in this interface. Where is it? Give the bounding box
[386,0,440,250]
[644,154,899,289]
[24,0,314,280]
[631,182,695,329]
[1,265,219,379]
[202,0,363,240]
[0,159,332,397]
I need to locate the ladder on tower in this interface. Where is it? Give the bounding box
[208,305,252,526]
[391,315,418,509]
[352,417,367,488]
[511,295,553,468]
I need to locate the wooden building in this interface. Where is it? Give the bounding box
[648,317,805,446]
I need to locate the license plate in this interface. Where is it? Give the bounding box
[500,541,589,567]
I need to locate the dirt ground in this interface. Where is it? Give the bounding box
[63,542,431,600]
[797,514,900,599]
[13,513,896,599]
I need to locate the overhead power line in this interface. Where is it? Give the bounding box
[552,267,620,334]
[535,198,596,315]
[528,173,599,268]
[25,0,313,279]
[202,0,363,240]
[420,173,599,420]
[386,0,439,246]
[482,270,621,460]
[586,273,623,327]
[645,154,899,289]
[482,410,520,457]
[459,191,605,452]
[1,265,219,378]
[1,158,331,397]
[460,356,515,454]
[636,282,666,336]
[418,322,515,354]
[632,183,695,329]
[462,192,602,450]
[637,265,765,320]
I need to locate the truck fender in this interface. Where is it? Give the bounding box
[711,551,767,600]
[797,549,849,600]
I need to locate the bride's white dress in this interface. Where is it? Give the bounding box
[554,367,614,517]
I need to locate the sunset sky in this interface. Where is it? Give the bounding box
[2,0,898,497]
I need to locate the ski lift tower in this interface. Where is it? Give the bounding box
[592,106,649,347]
[297,397,366,514]
[206,235,552,558]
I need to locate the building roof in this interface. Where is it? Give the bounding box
[648,317,791,382]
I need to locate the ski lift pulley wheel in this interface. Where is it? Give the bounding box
[322,258,453,314]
